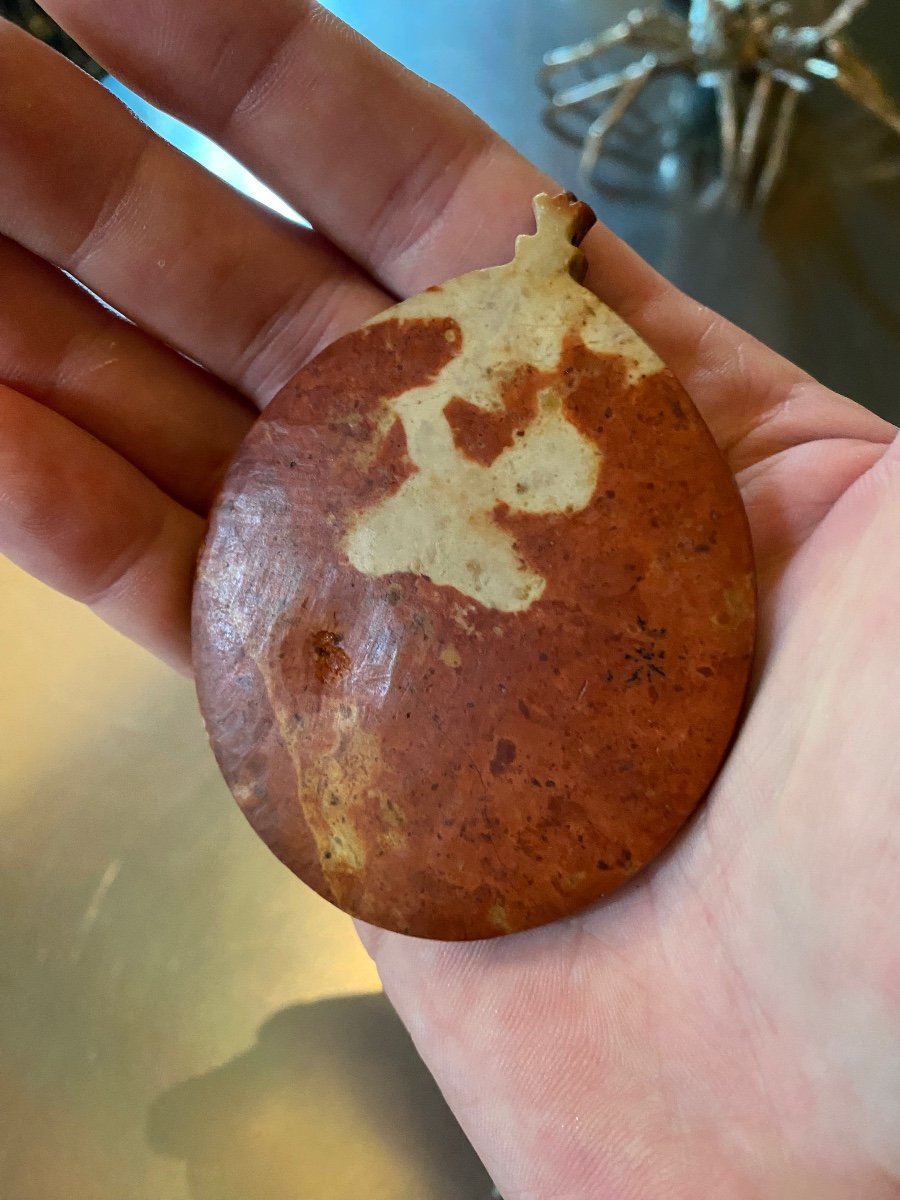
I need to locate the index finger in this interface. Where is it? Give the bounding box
[42,0,893,455]
[43,0,544,295]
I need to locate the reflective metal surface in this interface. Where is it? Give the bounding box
[2,3,899,1199]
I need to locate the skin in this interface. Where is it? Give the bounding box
[0,4,898,1196]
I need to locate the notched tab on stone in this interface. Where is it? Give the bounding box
[514,192,597,282]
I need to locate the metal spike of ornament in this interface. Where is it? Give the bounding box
[193,195,756,940]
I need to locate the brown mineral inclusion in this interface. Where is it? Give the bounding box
[193,194,756,940]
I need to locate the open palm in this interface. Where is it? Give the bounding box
[1,4,898,1196]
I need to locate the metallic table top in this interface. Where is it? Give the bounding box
[2,3,898,1199]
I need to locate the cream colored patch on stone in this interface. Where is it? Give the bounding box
[378,799,409,853]
[345,196,672,612]
[251,645,386,893]
[579,310,664,382]
[379,795,406,827]
[450,603,478,637]
[230,779,260,812]
[487,902,513,933]
[344,377,599,611]
[440,644,462,669]
[380,828,407,851]
[725,578,755,622]
[323,823,366,870]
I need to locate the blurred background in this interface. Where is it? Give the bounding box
[1,2,899,1198]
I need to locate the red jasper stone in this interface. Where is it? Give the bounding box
[193,196,755,940]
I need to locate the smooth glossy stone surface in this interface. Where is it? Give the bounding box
[194,195,755,940]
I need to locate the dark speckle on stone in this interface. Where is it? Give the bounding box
[490,737,517,776]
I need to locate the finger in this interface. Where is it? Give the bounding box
[41,0,896,461]
[40,0,546,297]
[0,383,200,670]
[0,20,387,406]
[0,235,252,513]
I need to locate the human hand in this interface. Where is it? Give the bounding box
[1,3,898,1196]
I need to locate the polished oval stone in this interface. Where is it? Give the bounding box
[193,195,756,940]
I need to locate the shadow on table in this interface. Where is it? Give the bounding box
[148,992,494,1200]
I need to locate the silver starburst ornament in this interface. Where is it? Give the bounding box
[540,0,900,204]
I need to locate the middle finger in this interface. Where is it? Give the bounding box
[0,21,388,407]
